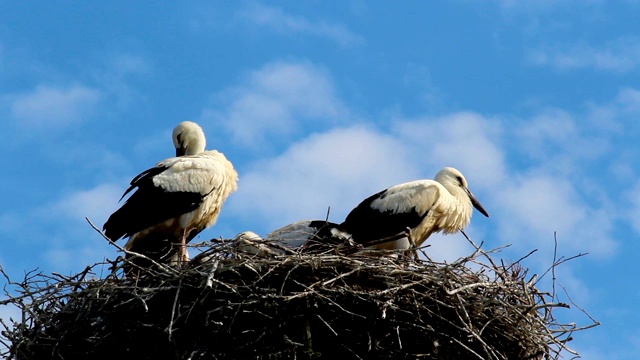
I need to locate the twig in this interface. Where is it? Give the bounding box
[85,217,180,276]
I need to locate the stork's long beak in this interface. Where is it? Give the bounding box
[466,188,490,218]
[176,147,187,157]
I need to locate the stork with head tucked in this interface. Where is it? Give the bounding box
[267,220,348,246]
[103,121,238,269]
[340,167,489,251]
[173,121,205,156]
[266,220,352,254]
[228,220,350,258]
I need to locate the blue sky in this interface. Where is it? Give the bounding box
[1,1,639,358]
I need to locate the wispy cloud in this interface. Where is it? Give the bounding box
[201,62,636,265]
[93,53,152,110]
[226,102,621,262]
[613,87,640,114]
[0,47,149,132]
[513,108,612,169]
[7,84,102,128]
[624,181,640,234]
[496,0,603,11]
[527,36,640,73]
[226,125,415,232]
[0,41,5,75]
[201,61,349,148]
[391,112,506,189]
[0,302,21,354]
[0,182,124,273]
[393,111,617,259]
[497,174,617,258]
[45,183,124,225]
[239,3,364,47]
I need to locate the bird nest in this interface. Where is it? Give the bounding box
[0,237,596,360]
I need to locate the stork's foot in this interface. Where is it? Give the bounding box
[405,228,418,261]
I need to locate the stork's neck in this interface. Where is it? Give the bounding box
[443,183,468,203]
[185,142,205,155]
[442,184,474,233]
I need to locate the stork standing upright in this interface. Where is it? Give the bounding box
[103,121,238,268]
[340,167,489,251]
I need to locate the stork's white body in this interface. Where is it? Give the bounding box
[266,220,348,247]
[122,150,238,249]
[341,167,489,250]
[230,220,350,257]
[103,121,238,269]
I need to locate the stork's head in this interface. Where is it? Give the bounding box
[172,121,206,156]
[435,167,490,218]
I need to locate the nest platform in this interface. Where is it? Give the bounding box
[0,239,594,359]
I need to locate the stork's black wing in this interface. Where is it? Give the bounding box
[103,163,204,241]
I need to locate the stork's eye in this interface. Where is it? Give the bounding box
[456,176,463,185]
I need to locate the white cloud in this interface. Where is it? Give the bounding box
[585,87,640,137]
[388,111,619,259]
[527,36,640,73]
[9,84,102,128]
[613,87,640,114]
[0,302,21,354]
[511,108,611,169]
[93,53,152,110]
[202,61,349,148]
[42,245,112,274]
[0,213,22,237]
[392,112,506,189]
[239,3,364,47]
[0,42,4,74]
[492,0,604,14]
[499,176,582,237]
[421,232,479,264]
[227,125,417,233]
[223,98,621,263]
[497,174,617,259]
[625,182,640,234]
[109,53,151,76]
[0,52,148,131]
[0,183,125,266]
[224,112,505,264]
[46,183,124,225]
[516,109,577,149]
[131,126,175,160]
[0,302,21,325]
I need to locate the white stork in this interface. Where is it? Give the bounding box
[266,220,352,253]
[103,121,238,269]
[340,167,489,251]
[230,220,351,257]
[232,231,279,258]
[266,220,348,246]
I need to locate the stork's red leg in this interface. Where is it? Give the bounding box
[405,227,418,260]
[180,229,189,264]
